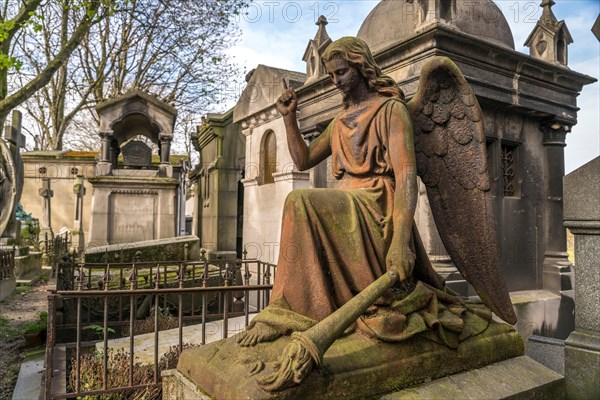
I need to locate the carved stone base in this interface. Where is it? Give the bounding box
[70,228,84,254]
[382,356,564,399]
[542,252,575,339]
[172,321,524,400]
[565,330,600,399]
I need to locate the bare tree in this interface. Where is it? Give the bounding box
[0,0,110,129]
[19,0,247,151]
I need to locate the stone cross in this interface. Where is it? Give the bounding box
[72,176,86,253]
[4,110,25,151]
[38,178,54,238]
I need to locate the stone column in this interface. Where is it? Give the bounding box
[159,134,173,177]
[563,157,600,399]
[71,176,86,254]
[38,177,54,239]
[109,138,120,169]
[96,130,113,175]
[540,119,575,337]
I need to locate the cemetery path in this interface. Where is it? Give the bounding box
[0,279,48,400]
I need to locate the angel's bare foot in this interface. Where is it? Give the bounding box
[236,322,282,347]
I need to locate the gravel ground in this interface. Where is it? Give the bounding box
[0,279,49,400]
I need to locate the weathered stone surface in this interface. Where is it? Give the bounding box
[13,251,42,279]
[571,234,600,333]
[121,140,152,168]
[526,335,565,375]
[357,0,515,52]
[176,321,523,400]
[563,157,600,222]
[84,235,200,263]
[0,277,15,302]
[382,356,564,400]
[87,175,178,247]
[563,156,600,400]
[565,331,600,400]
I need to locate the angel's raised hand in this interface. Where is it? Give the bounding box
[276,78,297,116]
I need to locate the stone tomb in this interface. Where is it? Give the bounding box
[166,322,543,399]
[87,91,181,246]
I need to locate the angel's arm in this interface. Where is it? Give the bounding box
[282,112,332,171]
[386,101,418,280]
[277,83,331,171]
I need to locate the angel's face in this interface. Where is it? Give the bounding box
[325,56,364,96]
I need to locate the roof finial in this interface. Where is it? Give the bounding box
[540,0,558,26]
[316,15,328,28]
[314,15,330,46]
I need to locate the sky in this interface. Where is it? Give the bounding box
[224,0,600,174]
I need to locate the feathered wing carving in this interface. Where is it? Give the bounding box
[407,57,517,325]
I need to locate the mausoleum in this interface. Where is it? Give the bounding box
[230,0,595,341]
[87,91,185,246]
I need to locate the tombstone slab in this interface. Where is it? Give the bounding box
[121,141,152,169]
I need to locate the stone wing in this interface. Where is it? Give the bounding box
[407,57,517,325]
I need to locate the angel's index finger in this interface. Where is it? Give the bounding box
[281,78,288,91]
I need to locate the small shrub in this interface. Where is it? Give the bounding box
[83,324,116,340]
[23,311,47,335]
[15,285,32,295]
[40,271,50,282]
[122,312,179,337]
[69,344,201,399]
[0,314,20,339]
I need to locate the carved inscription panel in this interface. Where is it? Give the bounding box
[108,192,156,244]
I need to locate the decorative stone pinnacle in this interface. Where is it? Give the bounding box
[316,15,328,27]
[314,15,330,46]
[540,0,558,26]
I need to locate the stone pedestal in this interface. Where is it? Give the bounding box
[382,356,564,399]
[87,172,178,247]
[169,321,523,400]
[563,157,600,400]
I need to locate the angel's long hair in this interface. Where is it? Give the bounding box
[322,37,404,101]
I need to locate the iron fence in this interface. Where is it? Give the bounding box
[41,231,71,274]
[0,248,15,280]
[45,255,276,399]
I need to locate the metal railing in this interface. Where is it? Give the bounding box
[40,231,71,276]
[0,249,15,280]
[45,254,276,399]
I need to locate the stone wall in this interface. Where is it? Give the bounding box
[21,151,97,238]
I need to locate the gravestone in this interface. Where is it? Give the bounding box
[563,157,600,399]
[38,178,54,239]
[71,176,86,254]
[122,140,152,169]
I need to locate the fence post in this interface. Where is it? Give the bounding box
[45,293,57,400]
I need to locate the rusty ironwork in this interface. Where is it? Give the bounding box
[41,231,71,277]
[501,143,516,196]
[0,249,14,280]
[45,256,276,399]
